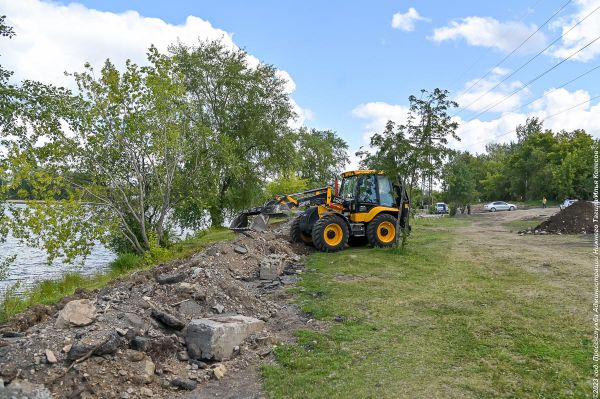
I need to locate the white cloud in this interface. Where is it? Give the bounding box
[391,7,430,32]
[1,0,240,87]
[491,66,511,76]
[455,76,528,113]
[431,16,546,53]
[352,102,410,142]
[550,0,600,61]
[0,0,309,128]
[353,88,600,155]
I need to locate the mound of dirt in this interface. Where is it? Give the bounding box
[529,201,597,234]
[0,221,315,399]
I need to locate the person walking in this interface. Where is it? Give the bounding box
[542,197,547,208]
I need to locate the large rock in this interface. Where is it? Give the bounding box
[67,330,124,361]
[186,315,264,361]
[55,299,96,328]
[259,255,285,280]
[155,271,186,285]
[150,309,185,330]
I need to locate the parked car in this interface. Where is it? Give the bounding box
[560,199,578,210]
[484,201,517,212]
[435,202,448,214]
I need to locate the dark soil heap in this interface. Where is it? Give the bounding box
[533,201,597,234]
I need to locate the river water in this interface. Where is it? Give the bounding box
[0,203,116,298]
[0,203,226,299]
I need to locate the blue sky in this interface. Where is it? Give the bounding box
[2,0,599,161]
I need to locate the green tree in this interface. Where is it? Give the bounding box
[294,128,348,186]
[358,88,459,204]
[171,40,295,227]
[553,129,595,200]
[2,47,196,259]
[442,151,478,206]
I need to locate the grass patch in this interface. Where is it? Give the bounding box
[0,227,233,322]
[262,217,592,398]
[502,219,541,231]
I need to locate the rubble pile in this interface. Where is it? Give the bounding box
[519,201,597,235]
[0,222,309,398]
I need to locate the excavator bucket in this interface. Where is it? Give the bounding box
[249,214,269,232]
[229,212,250,230]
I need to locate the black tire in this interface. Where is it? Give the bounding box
[367,214,398,248]
[290,216,302,243]
[491,207,496,212]
[509,206,515,211]
[312,215,348,252]
[348,235,368,247]
[291,215,313,245]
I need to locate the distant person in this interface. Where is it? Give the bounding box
[467,204,471,215]
[542,197,547,208]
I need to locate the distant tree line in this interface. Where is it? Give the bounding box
[0,16,347,261]
[442,117,599,206]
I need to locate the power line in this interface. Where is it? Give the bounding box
[457,3,600,115]
[452,63,600,141]
[457,93,600,151]
[464,34,600,122]
[513,64,600,112]
[445,0,545,93]
[453,0,572,115]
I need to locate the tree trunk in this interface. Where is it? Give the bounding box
[209,206,224,227]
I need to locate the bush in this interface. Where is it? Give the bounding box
[109,253,141,274]
[449,204,457,217]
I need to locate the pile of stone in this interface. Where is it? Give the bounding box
[0,223,307,398]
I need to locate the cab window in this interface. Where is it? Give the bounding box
[377,175,394,206]
[357,175,378,203]
[339,175,358,200]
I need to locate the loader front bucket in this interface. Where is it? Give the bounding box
[229,212,249,230]
[249,214,269,232]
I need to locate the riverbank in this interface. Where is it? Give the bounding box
[0,228,233,323]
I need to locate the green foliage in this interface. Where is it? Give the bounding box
[442,151,478,205]
[449,203,457,217]
[357,88,459,203]
[266,175,309,198]
[109,253,141,274]
[452,118,598,202]
[294,128,348,186]
[170,40,295,228]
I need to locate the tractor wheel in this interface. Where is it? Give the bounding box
[290,216,302,243]
[367,214,398,248]
[312,215,349,252]
[291,215,313,245]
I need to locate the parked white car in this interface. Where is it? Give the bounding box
[484,201,517,212]
[560,199,577,210]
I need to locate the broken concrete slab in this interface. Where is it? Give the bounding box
[170,377,197,391]
[186,315,265,361]
[55,299,96,328]
[67,330,124,361]
[259,255,285,280]
[155,271,186,285]
[150,309,185,330]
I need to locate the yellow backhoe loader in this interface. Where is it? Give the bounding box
[230,170,410,252]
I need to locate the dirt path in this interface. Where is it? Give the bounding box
[452,206,593,327]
